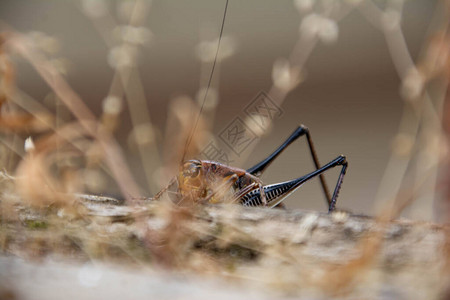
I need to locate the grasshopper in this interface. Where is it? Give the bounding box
[156,125,348,212]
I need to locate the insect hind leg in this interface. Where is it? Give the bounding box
[246,125,332,206]
[296,155,348,212]
[328,157,348,212]
[256,155,348,211]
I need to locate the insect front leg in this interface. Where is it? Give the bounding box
[203,174,239,204]
[153,176,177,200]
[230,182,258,203]
[244,174,267,206]
[257,179,267,206]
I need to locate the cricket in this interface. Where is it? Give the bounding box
[156,124,348,212]
[152,0,347,212]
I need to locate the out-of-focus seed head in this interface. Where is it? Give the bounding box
[300,13,322,40]
[294,0,313,13]
[300,14,339,44]
[381,9,401,31]
[128,123,156,148]
[107,44,138,69]
[170,95,194,122]
[195,87,219,111]
[116,0,152,23]
[244,115,272,138]
[112,25,153,46]
[102,96,123,115]
[82,0,108,19]
[196,36,237,63]
[318,18,338,44]
[400,68,424,100]
[272,58,303,91]
[24,136,35,153]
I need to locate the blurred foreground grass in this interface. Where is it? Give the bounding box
[0,168,449,299]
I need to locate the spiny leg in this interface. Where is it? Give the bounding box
[242,155,348,211]
[286,155,348,212]
[297,155,348,212]
[328,160,348,212]
[246,125,332,206]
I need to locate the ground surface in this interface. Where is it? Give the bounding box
[1,194,449,299]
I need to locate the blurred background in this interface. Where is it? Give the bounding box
[0,0,447,220]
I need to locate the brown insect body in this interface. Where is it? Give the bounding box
[178,159,264,205]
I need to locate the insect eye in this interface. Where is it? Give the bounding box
[183,161,200,178]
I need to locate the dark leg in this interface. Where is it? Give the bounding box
[241,155,348,211]
[289,155,347,212]
[250,155,348,212]
[297,155,348,212]
[328,160,348,212]
[246,125,332,206]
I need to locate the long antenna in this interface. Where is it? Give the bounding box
[181,0,229,163]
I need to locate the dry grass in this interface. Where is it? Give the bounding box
[0,0,449,299]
